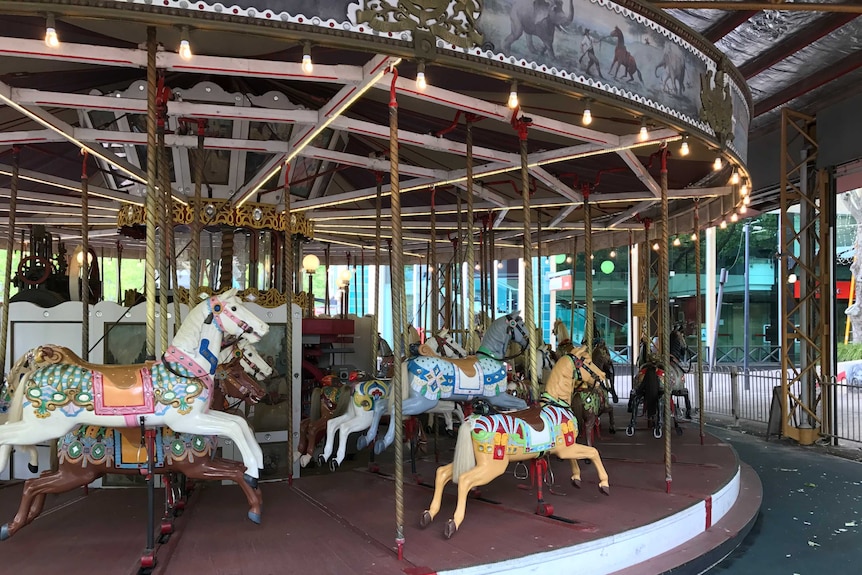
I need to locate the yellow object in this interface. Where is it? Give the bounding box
[845,271,856,345]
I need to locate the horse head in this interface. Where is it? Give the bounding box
[214,357,266,404]
[232,338,274,381]
[544,345,606,402]
[206,289,269,343]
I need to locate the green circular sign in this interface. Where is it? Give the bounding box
[555,254,567,265]
[601,260,615,274]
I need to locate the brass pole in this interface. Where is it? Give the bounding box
[584,192,593,351]
[0,147,20,375]
[81,152,90,360]
[372,173,382,363]
[466,120,476,352]
[515,114,537,402]
[570,236,577,342]
[189,120,205,302]
[144,27,158,360]
[694,200,705,445]
[659,146,672,493]
[283,164,295,484]
[430,188,438,334]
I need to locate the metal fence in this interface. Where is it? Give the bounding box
[613,364,862,446]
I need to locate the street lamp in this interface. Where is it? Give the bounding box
[302,254,320,318]
[339,268,353,318]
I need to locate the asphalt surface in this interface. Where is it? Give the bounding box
[705,422,862,575]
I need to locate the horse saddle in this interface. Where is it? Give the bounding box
[417,343,440,358]
[37,345,153,389]
[441,356,479,378]
[509,404,546,433]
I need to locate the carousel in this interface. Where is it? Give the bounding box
[0,1,763,573]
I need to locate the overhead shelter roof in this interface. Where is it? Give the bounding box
[0,0,848,262]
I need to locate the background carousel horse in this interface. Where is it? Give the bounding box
[0,289,270,486]
[626,330,689,438]
[376,334,395,378]
[571,337,619,444]
[1,352,269,540]
[421,328,468,359]
[420,345,611,539]
[294,375,352,467]
[552,318,574,356]
[508,327,555,391]
[372,312,530,455]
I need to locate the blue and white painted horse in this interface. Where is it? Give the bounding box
[0,289,269,484]
[368,312,530,455]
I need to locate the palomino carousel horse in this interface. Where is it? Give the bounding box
[552,318,574,356]
[371,312,530,455]
[0,350,269,540]
[0,289,270,487]
[420,345,611,538]
[295,375,352,467]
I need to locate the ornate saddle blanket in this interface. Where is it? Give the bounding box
[467,404,577,459]
[351,379,390,411]
[408,355,507,400]
[59,424,215,469]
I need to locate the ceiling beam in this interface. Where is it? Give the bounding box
[702,11,758,42]
[651,2,862,13]
[753,49,862,116]
[0,163,137,204]
[739,13,858,79]
[617,150,662,197]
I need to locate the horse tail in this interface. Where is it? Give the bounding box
[334,385,352,417]
[643,366,661,419]
[451,420,476,484]
[309,388,323,422]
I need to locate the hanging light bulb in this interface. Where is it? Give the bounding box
[740,182,749,196]
[690,232,698,241]
[497,261,503,269]
[673,236,681,247]
[507,80,519,109]
[474,263,480,271]
[743,195,751,205]
[416,61,427,90]
[730,170,740,185]
[730,212,739,223]
[652,242,659,251]
[582,101,592,126]
[565,255,572,263]
[639,118,649,142]
[719,219,727,229]
[679,135,689,156]
[178,26,192,61]
[739,204,748,214]
[302,41,314,74]
[787,273,798,284]
[713,155,723,171]
[609,250,616,258]
[45,14,59,48]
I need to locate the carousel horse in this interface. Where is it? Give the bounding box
[421,328,468,359]
[420,345,611,538]
[294,375,352,467]
[571,339,618,445]
[1,352,269,540]
[552,318,574,356]
[376,334,395,378]
[371,312,530,455]
[508,327,555,389]
[0,289,270,486]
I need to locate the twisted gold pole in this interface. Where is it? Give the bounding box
[570,236,577,342]
[81,152,90,361]
[694,200,705,444]
[189,123,204,302]
[659,147,672,492]
[283,164,295,484]
[466,120,476,352]
[516,118,537,402]
[584,193,593,351]
[430,188,438,334]
[157,127,170,350]
[371,173,382,365]
[144,27,158,360]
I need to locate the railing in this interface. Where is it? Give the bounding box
[611,364,862,445]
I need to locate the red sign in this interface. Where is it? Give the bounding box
[793,280,851,299]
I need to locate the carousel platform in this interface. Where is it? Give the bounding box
[0,409,761,575]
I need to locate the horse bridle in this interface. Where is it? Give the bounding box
[207,295,258,338]
[435,335,465,358]
[566,352,604,385]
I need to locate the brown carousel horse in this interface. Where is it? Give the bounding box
[571,339,618,444]
[0,354,267,541]
[294,375,352,467]
[421,345,610,539]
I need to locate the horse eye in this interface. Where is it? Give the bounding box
[231,306,237,311]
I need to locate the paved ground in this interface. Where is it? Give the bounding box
[705,419,862,574]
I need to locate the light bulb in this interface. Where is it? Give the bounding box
[609,250,616,258]
[740,183,749,196]
[679,138,689,156]
[788,273,798,284]
[45,14,59,48]
[508,81,519,109]
[582,107,592,126]
[652,242,659,251]
[690,233,698,241]
[719,219,727,229]
[730,212,738,223]
[497,261,503,269]
[416,62,427,90]
[565,255,572,263]
[673,237,681,246]
[302,42,313,74]
[743,195,751,205]
[178,27,192,60]
[713,155,723,171]
[474,263,481,271]
[730,171,740,185]
[739,204,748,214]
[639,119,648,142]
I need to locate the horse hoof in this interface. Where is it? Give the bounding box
[609,427,616,434]
[329,459,339,472]
[0,524,9,541]
[357,436,369,451]
[28,463,38,474]
[599,485,610,496]
[444,519,458,539]
[374,442,386,456]
[248,511,262,524]
[299,454,312,468]
[571,478,582,489]
[420,510,433,528]
[317,455,326,467]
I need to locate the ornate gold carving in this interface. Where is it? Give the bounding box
[354,0,483,49]
[176,287,309,310]
[118,201,313,238]
[699,66,734,147]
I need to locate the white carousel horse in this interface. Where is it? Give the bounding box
[0,335,272,475]
[0,290,270,486]
[421,328,468,359]
[370,312,530,455]
[420,345,611,538]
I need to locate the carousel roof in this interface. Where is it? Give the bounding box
[0,1,855,261]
